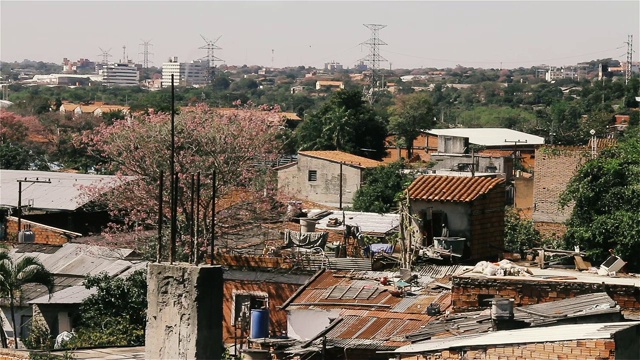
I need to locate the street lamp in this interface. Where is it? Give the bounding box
[590,129,596,158]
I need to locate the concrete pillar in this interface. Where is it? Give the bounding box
[145,263,223,360]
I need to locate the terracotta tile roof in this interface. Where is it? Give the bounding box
[281,112,301,121]
[60,104,78,111]
[408,175,505,203]
[299,151,383,168]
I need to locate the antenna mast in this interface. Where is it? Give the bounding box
[139,39,153,69]
[199,35,224,85]
[359,24,388,104]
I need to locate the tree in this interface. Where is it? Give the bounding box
[352,162,410,213]
[0,252,54,348]
[560,129,640,270]
[388,93,435,159]
[503,206,541,253]
[68,270,147,347]
[295,89,388,159]
[80,104,286,255]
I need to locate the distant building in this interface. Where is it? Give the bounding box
[324,61,343,71]
[100,63,140,87]
[161,57,209,87]
[62,58,96,74]
[315,80,344,90]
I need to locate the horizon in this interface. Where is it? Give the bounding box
[1,1,639,70]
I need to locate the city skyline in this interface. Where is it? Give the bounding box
[1,1,638,69]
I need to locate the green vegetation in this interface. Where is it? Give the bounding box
[560,128,640,270]
[0,252,54,348]
[68,270,147,347]
[503,207,541,254]
[353,162,411,213]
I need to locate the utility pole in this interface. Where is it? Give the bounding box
[624,35,634,85]
[16,178,51,240]
[139,39,153,69]
[169,74,177,264]
[359,24,388,104]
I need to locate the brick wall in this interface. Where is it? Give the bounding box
[222,280,300,344]
[532,147,588,234]
[514,177,533,219]
[534,221,568,239]
[4,217,77,245]
[470,183,506,260]
[0,349,29,360]
[407,339,615,360]
[452,276,640,312]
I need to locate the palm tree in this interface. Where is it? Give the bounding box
[0,251,54,349]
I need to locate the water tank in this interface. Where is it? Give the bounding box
[491,298,514,320]
[299,218,317,233]
[250,309,269,339]
[18,230,36,243]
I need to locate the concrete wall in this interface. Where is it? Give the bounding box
[278,155,364,206]
[145,264,223,360]
[431,154,513,176]
[400,339,616,360]
[514,176,534,219]
[437,135,468,154]
[409,201,472,247]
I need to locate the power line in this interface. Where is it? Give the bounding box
[98,47,112,65]
[139,39,153,69]
[359,24,387,104]
[199,35,224,85]
[381,47,625,67]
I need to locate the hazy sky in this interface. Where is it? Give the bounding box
[1,1,638,69]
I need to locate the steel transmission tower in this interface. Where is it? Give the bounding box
[199,35,224,85]
[98,47,112,65]
[625,35,634,85]
[360,24,388,103]
[139,39,153,68]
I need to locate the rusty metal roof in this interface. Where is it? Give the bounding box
[298,151,383,168]
[408,175,505,202]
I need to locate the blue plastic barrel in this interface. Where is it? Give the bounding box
[250,309,269,339]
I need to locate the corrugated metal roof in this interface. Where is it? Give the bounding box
[298,151,383,168]
[0,170,127,211]
[29,285,96,305]
[408,175,505,202]
[427,128,545,147]
[394,322,640,354]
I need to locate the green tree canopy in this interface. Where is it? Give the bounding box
[295,89,388,159]
[70,270,147,347]
[388,92,435,159]
[352,161,410,213]
[560,129,640,270]
[0,252,54,348]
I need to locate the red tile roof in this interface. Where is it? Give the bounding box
[299,151,383,168]
[408,175,505,203]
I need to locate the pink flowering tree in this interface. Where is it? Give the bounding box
[79,103,288,259]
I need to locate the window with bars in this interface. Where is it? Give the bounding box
[308,170,318,182]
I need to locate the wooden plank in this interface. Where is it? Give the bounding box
[574,255,589,271]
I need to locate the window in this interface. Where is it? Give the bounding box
[308,170,318,182]
[232,291,268,325]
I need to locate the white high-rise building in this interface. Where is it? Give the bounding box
[100,63,140,87]
[162,57,209,87]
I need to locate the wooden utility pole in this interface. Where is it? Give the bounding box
[16,178,50,240]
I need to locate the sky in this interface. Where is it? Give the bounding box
[1,1,639,69]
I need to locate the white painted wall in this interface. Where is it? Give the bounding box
[287,309,340,340]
